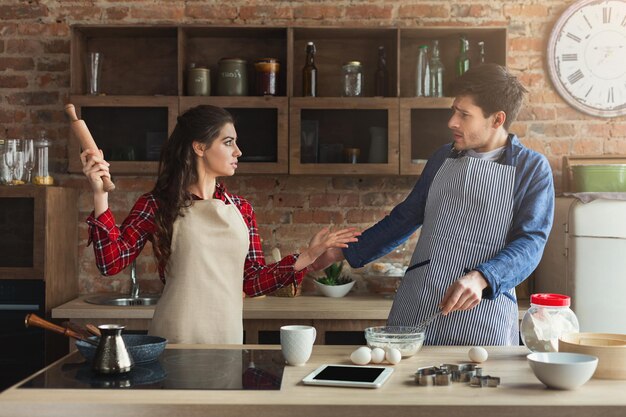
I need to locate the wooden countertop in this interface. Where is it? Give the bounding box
[0,344,623,417]
[52,295,529,321]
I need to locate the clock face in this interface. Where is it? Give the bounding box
[547,0,626,117]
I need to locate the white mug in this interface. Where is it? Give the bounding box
[280,325,316,366]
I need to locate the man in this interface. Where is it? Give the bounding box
[320,64,554,345]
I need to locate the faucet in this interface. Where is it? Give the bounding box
[130,260,139,299]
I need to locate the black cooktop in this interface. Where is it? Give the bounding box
[19,349,285,390]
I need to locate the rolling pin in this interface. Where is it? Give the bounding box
[64,103,115,192]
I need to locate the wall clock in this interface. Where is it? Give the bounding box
[547,0,626,117]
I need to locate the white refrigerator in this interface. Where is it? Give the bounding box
[534,197,626,333]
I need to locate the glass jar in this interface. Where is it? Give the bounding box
[520,293,579,352]
[342,61,363,97]
[33,134,53,185]
[217,58,248,96]
[254,58,280,96]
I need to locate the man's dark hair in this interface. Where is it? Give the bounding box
[449,63,528,130]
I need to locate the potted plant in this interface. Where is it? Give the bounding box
[314,262,355,298]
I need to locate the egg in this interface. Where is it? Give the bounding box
[350,346,372,365]
[385,347,402,365]
[370,347,385,364]
[468,346,488,363]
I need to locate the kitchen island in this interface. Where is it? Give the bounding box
[0,344,623,417]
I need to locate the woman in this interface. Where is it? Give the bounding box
[82,105,358,344]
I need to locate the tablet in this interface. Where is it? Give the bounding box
[302,364,394,388]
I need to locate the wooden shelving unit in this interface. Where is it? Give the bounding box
[68,25,507,176]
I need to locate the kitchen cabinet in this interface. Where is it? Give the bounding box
[68,24,506,176]
[0,186,79,389]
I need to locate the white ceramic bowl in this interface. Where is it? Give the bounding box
[527,352,598,390]
[314,280,355,298]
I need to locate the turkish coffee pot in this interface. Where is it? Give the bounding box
[92,324,134,374]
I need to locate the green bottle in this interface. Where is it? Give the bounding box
[456,36,470,77]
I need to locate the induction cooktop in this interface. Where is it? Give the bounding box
[19,349,285,390]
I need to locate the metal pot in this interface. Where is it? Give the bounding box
[92,324,134,374]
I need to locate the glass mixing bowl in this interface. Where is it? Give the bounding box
[364,326,425,357]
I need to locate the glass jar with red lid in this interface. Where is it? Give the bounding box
[520,293,579,352]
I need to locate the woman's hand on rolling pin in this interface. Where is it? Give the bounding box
[81,149,110,194]
[295,227,360,271]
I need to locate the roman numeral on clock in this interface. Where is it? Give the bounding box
[622,14,626,27]
[584,15,593,29]
[585,86,593,98]
[562,53,578,62]
[608,87,615,103]
[567,69,584,84]
[566,32,582,42]
[603,7,612,24]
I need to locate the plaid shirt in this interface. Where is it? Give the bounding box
[86,183,305,296]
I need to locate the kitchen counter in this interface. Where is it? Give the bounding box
[0,344,623,417]
[52,294,529,320]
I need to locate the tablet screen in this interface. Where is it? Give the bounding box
[313,365,385,383]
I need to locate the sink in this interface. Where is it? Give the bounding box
[85,295,160,306]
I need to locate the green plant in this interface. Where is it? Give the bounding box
[316,262,353,286]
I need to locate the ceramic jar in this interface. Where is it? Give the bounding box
[217,58,248,96]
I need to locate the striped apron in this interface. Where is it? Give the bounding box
[387,156,519,345]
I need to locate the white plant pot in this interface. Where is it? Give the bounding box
[314,280,355,298]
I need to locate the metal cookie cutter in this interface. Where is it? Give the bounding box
[470,375,500,387]
[414,366,452,386]
[414,366,437,386]
[451,363,482,382]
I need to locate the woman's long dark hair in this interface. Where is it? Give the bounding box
[151,105,234,273]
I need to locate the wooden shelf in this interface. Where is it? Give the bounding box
[67,95,178,174]
[68,25,507,177]
[289,97,399,175]
[179,96,289,174]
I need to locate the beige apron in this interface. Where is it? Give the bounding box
[149,194,249,344]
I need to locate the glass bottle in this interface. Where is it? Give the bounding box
[456,36,470,77]
[302,42,317,97]
[478,41,486,64]
[415,45,430,97]
[429,40,444,98]
[342,61,363,97]
[375,46,388,97]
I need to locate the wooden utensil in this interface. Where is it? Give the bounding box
[86,324,102,337]
[64,103,115,192]
[25,313,98,346]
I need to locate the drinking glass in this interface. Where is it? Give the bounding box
[86,52,103,95]
[3,139,20,185]
[23,139,35,183]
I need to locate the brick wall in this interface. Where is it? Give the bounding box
[1,1,625,294]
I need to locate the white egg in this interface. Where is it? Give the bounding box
[370,347,385,364]
[385,347,402,365]
[350,346,372,365]
[468,346,488,363]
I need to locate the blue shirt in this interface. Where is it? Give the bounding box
[343,134,555,300]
